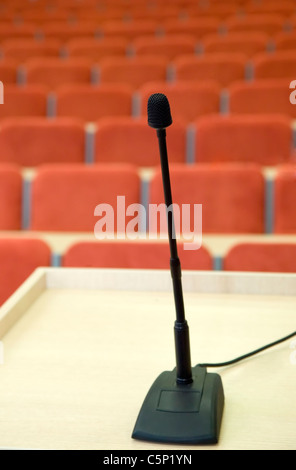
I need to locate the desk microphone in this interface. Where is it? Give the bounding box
[132,93,224,444]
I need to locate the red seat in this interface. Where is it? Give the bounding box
[65,37,128,61]
[0,85,48,120]
[62,240,213,270]
[193,114,292,166]
[224,242,296,272]
[40,21,99,41]
[0,59,18,84]
[30,164,140,232]
[273,32,296,52]
[173,53,246,87]
[132,34,197,60]
[98,56,168,90]
[100,19,158,41]
[0,118,86,166]
[202,32,269,58]
[161,18,220,39]
[0,238,51,306]
[24,58,93,90]
[149,163,265,234]
[138,80,221,123]
[55,84,133,122]
[94,116,186,166]
[0,164,22,230]
[274,165,296,233]
[1,39,62,62]
[253,51,296,80]
[225,14,286,35]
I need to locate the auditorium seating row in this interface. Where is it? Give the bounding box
[1,236,296,306]
[0,162,295,233]
[0,114,295,167]
[1,50,296,89]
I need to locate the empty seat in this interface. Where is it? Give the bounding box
[0,118,86,166]
[273,32,296,52]
[228,79,296,118]
[0,238,51,305]
[274,165,296,233]
[98,56,168,89]
[132,34,197,60]
[62,240,213,270]
[100,20,159,41]
[0,85,48,119]
[253,51,296,80]
[225,14,286,35]
[0,23,38,42]
[23,58,93,90]
[149,163,265,234]
[41,22,99,41]
[244,1,295,17]
[161,18,220,38]
[55,84,133,122]
[65,37,128,61]
[173,53,246,87]
[138,80,221,123]
[1,39,62,62]
[193,114,292,166]
[0,60,18,84]
[0,164,22,230]
[201,32,269,57]
[94,116,186,165]
[30,164,140,232]
[224,242,296,272]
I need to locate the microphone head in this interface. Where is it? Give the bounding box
[147,93,173,129]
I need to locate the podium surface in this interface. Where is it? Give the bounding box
[0,268,295,450]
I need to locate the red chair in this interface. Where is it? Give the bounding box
[94,116,186,165]
[0,238,51,306]
[0,118,86,166]
[40,21,99,41]
[100,19,158,41]
[161,18,220,39]
[253,51,296,80]
[1,39,62,62]
[0,164,22,230]
[274,32,296,52]
[0,23,38,42]
[0,85,48,120]
[30,164,140,232]
[149,163,265,234]
[173,53,247,87]
[274,165,296,233]
[201,32,269,58]
[193,114,292,166]
[132,34,197,60]
[98,55,168,90]
[138,80,221,123]
[62,240,213,270]
[65,37,128,61]
[0,60,18,84]
[55,84,133,122]
[225,14,286,35]
[24,58,93,90]
[224,242,296,272]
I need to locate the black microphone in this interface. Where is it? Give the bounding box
[132,93,224,445]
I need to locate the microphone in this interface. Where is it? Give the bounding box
[132,93,224,445]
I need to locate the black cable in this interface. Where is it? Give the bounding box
[197,330,296,368]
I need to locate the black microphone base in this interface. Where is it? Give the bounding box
[132,365,224,445]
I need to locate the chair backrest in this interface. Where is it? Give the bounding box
[273,32,296,52]
[201,32,269,57]
[149,163,265,234]
[253,51,296,80]
[100,19,159,41]
[228,79,296,118]
[173,53,247,87]
[98,55,168,90]
[0,164,22,229]
[132,34,197,60]
[274,165,296,233]
[30,163,140,232]
[161,18,220,38]
[0,238,51,305]
[225,14,286,35]
[65,37,128,61]
[62,240,213,270]
[0,59,18,84]
[1,39,62,62]
[0,85,48,119]
[55,84,133,122]
[0,117,86,166]
[193,114,292,165]
[224,242,296,272]
[94,116,186,165]
[138,80,221,123]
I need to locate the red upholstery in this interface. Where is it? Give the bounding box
[0,118,86,166]
[1,39,61,62]
[224,242,296,272]
[225,14,285,35]
[94,116,186,165]
[30,164,140,232]
[65,37,128,61]
[149,163,265,234]
[0,59,18,84]
[62,240,213,270]
[55,84,133,122]
[253,51,296,80]
[0,238,51,305]
[193,114,292,165]
[138,80,220,123]
[274,165,296,233]
[0,85,47,120]
[162,18,220,38]
[0,164,22,229]
[132,34,197,60]
[202,32,269,57]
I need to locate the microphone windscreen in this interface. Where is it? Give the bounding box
[147,93,173,129]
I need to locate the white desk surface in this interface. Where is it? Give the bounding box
[0,268,295,450]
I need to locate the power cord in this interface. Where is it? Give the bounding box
[197,330,296,368]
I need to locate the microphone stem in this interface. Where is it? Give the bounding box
[157,128,192,384]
